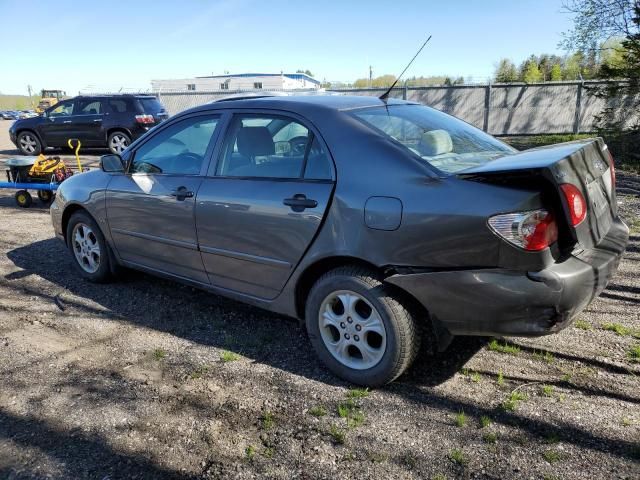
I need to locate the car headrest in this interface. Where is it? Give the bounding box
[419,129,453,156]
[237,127,274,157]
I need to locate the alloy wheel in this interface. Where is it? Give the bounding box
[72,223,101,273]
[19,134,37,154]
[318,290,387,370]
[109,134,129,153]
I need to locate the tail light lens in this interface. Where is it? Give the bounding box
[559,184,586,226]
[488,209,558,251]
[135,114,155,124]
[607,149,616,187]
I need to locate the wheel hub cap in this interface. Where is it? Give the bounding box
[72,223,101,273]
[318,290,387,370]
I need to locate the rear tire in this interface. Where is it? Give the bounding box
[66,211,112,283]
[17,131,42,155]
[305,266,421,387]
[107,131,131,155]
[37,190,53,204]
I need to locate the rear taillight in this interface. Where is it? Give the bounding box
[559,184,586,226]
[607,149,616,187]
[488,209,558,251]
[135,114,155,124]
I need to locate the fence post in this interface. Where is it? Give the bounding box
[573,82,583,134]
[403,84,408,100]
[483,83,492,132]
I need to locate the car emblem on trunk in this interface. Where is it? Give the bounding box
[593,160,605,172]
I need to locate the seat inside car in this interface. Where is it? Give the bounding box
[230,126,303,178]
[418,129,453,156]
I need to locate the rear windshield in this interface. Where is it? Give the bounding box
[352,105,515,174]
[137,97,164,114]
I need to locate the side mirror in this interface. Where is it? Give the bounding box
[100,154,125,173]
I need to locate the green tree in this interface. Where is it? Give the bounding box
[494,58,518,82]
[562,52,583,79]
[522,57,543,83]
[550,63,563,80]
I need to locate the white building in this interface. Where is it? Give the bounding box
[151,72,320,92]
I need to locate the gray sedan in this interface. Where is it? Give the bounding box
[50,95,628,386]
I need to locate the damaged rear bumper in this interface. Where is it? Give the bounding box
[385,217,629,337]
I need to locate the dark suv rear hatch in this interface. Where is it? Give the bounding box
[136,96,169,123]
[459,139,616,250]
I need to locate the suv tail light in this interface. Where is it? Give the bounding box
[488,209,558,251]
[607,149,616,187]
[135,114,155,124]
[559,184,586,226]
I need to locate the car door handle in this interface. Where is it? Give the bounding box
[283,194,317,212]
[63,120,72,124]
[170,186,194,201]
[93,119,102,122]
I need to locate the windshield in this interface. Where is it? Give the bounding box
[352,105,515,174]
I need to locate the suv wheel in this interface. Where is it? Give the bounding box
[107,131,131,155]
[66,211,113,283]
[17,131,42,155]
[305,266,422,387]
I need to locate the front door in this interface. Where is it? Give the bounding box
[106,113,222,283]
[196,113,335,299]
[39,99,77,147]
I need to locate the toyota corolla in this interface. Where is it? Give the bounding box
[50,95,629,386]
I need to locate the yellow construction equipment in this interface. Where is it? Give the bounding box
[36,89,66,113]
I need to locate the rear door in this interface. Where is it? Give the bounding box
[106,113,222,283]
[196,112,335,299]
[72,97,105,145]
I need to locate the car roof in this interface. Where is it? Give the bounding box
[188,94,415,115]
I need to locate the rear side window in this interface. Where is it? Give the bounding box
[138,97,164,114]
[108,99,128,113]
[130,116,219,175]
[76,99,102,115]
[216,115,332,180]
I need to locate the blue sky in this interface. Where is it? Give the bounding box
[0,0,573,95]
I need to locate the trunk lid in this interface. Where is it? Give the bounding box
[458,139,616,250]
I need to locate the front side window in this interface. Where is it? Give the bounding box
[216,115,332,180]
[352,105,515,174]
[48,101,74,117]
[130,116,219,175]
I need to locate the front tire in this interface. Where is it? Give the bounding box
[305,266,421,387]
[17,131,42,155]
[107,131,131,155]
[66,211,112,282]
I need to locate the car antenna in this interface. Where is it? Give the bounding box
[379,34,432,102]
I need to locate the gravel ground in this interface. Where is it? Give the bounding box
[0,122,639,479]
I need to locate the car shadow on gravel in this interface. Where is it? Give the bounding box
[6,238,483,389]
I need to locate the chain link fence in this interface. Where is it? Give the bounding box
[154,81,638,136]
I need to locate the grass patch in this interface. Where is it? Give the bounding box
[501,391,527,412]
[622,417,632,427]
[347,410,365,428]
[488,339,520,355]
[189,365,209,379]
[497,370,505,387]
[261,411,274,430]
[542,449,565,464]
[470,371,481,383]
[262,446,275,458]
[603,322,632,336]
[431,475,447,480]
[245,445,255,461]
[347,388,369,399]
[534,350,555,364]
[482,431,498,444]
[574,319,592,330]
[448,448,467,466]
[152,348,166,360]
[628,345,640,362]
[329,424,345,444]
[220,350,239,363]
[308,405,327,417]
[454,411,466,428]
[545,432,560,444]
[541,384,555,397]
[367,451,388,463]
[479,415,492,428]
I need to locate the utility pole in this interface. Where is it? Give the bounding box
[27,85,33,108]
[369,65,373,88]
